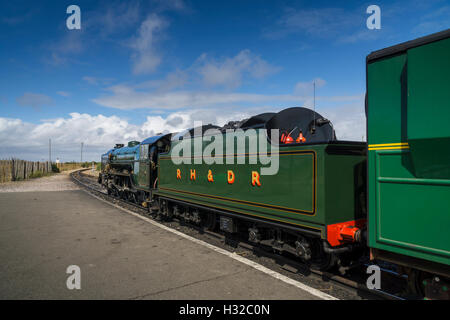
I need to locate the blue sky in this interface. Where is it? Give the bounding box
[0,0,449,161]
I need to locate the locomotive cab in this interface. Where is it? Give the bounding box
[138,133,172,191]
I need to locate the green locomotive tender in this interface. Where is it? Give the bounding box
[99,29,450,295]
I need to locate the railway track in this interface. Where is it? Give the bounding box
[71,169,411,300]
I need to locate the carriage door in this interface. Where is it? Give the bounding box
[138,144,150,188]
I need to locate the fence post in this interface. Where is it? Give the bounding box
[11,159,14,181]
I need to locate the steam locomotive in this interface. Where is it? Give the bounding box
[99,29,450,298]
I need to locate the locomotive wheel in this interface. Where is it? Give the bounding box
[127,192,136,203]
[158,200,172,220]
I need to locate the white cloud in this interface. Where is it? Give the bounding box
[337,29,383,44]
[46,30,85,66]
[45,1,142,66]
[82,76,115,86]
[16,92,53,109]
[129,14,167,74]
[294,78,326,95]
[0,97,366,161]
[412,5,450,35]
[294,77,326,107]
[136,69,188,92]
[0,114,138,161]
[57,91,70,97]
[265,7,355,39]
[94,1,141,37]
[264,6,383,44]
[93,86,305,110]
[44,0,182,67]
[318,101,366,141]
[91,74,361,111]
[196,50,280,88]
[0,109,253,161]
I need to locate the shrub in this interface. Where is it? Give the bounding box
[81,161,98,169]
[29,171,53,179]
[29,171,45,179]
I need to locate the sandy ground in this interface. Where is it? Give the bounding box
[0,170,80,193]
[81,169,100,178]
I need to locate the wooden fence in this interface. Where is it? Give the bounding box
[0,159,52,183]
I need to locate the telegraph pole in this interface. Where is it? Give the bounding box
[49,138,51,163]
[81,142,84,163]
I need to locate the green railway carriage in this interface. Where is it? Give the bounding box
[366,29,450,277]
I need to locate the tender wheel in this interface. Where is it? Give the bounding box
[295,237,312,261]
[310,239,337,271]
[205,213,217,231]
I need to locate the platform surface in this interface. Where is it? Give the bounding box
[0,177,332,299]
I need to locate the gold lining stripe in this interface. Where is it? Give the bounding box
[368,146,410,151]
[368,142,409,147]
[156,193,322,233]
[368,142,410,151]
[159,185,315,215]
[159,150,317,216]
[160,149,317,160]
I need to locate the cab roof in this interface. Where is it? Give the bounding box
[141,133,172,145]
[367,28,450,63]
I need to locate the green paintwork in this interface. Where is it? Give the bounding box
[155,133,365,239]
[407,39,450,180]
[367,37,450,266]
